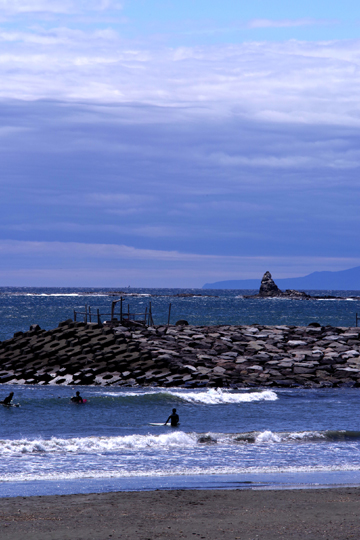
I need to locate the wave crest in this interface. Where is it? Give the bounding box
[110,388,279,405]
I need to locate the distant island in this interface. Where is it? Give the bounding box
[244,271,311,299]
[203,265,360,290]
[241,271,360,300]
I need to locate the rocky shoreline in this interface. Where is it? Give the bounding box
[0,320,359,388]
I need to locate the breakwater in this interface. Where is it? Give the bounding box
[0,320,359,388]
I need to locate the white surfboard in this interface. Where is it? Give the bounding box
[149,422,180,427]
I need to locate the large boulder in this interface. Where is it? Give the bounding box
[259,271,282,297]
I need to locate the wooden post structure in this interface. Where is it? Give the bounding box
[89,306,91,323]
[128,303,130,321]
[120,297,123,324]
[144,306,148,325]
[74,309,76,322]
[167,303,172,325]
[97,309,101,325]
[85,304,88,324]
[356,313,359,327]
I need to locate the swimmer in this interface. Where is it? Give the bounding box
[71,391,83,403]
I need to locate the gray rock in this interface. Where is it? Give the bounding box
[259,271,282,297]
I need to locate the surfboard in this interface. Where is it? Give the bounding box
[1,403,20,408]
[149,422,180,427]
[71,399,87,404]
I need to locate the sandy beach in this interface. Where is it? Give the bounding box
[1,488,360,540]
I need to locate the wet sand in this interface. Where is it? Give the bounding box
[1,488,360,540]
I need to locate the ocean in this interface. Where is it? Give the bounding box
[0,287,360,497]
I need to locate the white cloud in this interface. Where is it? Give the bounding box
[0,28,118,45]
[0,36,359,130]
[247,18,334,29]
[0,0,121,15]
[0,0,75,14]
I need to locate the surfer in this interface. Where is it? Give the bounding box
[165,408,179,427]
[0,392,14,405]
[71,391,83,404]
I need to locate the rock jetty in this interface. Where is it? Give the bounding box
[0,320,360,388]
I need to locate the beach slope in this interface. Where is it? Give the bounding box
[1,488,360,540]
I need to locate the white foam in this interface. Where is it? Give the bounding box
[25,293,81,297]
[316,298,356,301]
[101,388,278,405]
[255,431,282,443]
[1,428,323,458]
[1,464,360,484]
[0,432,197,456]
[252,430,326,444]
[119,293,151,297]
[251,430,325,444]
[22,293,108,297]
[169,388,278,405]
[266,297,292,301]
[287,431,324,441]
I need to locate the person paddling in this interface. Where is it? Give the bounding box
[0,392,14,405]
[165,408,179,427]
[71,391,83,403]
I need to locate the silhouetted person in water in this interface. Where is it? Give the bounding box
[165,408,179,427]
[71,391,83,403]
[0,392,14,405]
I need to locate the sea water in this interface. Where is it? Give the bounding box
[0,287,359,341]
[0,287,360,496]
[1,385,360,497]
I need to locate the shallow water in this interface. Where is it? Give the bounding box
[1,385,360,496]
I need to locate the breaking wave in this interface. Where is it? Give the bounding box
[1,429,358,457]
[0,431,197,456]
[103,388,278,405]
[169,389,278,405]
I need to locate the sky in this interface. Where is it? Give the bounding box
[1,0,360,287]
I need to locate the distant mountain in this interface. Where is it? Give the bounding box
[203,266,360,290]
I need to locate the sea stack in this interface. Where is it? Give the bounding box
[259,271,282,297]
[244,271,311,299]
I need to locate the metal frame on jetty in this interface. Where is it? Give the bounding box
[73,297,155,327]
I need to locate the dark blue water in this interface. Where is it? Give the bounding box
[0,287,359,341]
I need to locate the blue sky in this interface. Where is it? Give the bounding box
[0,0,360,287]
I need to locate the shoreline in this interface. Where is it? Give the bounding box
[0,320,359,389]
[1,487,360,539]
[3,470,360,500]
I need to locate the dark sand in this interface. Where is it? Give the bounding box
[1,488,360,540]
